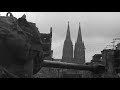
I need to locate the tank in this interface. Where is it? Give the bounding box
[0,12,106,78]
[42,60,105,74]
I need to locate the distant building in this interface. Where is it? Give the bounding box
[62,22,85,64]
[74,22,85,64]
[61,22,86,78]
[62,22,73,63]
[91,54,102,64]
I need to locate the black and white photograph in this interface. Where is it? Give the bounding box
[0,12,120,78]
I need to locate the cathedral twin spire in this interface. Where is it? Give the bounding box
[65,21,71,41]
[74,22,85,64]
[62,21,85,64]
[77,22,82,43]
[62,21,73,63]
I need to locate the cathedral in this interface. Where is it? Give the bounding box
[62,22,85,64]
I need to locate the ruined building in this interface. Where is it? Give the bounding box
[62,22,85,64]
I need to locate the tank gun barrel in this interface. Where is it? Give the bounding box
[42,60,105,74]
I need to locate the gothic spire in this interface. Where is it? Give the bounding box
[74,22,85,64]
[77,22,82,43]
[62,21,73,63]
[65,21,71,41]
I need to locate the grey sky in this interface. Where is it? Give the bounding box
[1,12,120,62]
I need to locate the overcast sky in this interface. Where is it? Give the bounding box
[1,12,120,62]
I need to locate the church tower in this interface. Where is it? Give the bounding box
[74,22,85,64]
[62,22,73,63]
